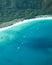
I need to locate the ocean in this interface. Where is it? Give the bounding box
[0,19,52,65]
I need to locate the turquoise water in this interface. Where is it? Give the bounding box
[0,19,52,65]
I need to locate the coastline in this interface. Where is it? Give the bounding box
[0,17,52,31]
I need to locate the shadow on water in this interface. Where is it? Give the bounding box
[25,37,52,54]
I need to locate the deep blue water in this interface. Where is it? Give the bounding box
[0,19,52,65]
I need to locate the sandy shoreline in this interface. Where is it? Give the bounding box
[0,17,52,31]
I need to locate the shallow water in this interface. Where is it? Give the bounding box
[0,19,52,65]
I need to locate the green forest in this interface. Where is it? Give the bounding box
[0,0,52,22]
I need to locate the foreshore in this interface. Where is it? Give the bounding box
[0,17,52,31]
[0,19,24,28]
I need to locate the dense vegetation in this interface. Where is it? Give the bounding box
[0,0,52,22]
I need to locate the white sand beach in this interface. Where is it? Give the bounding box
[0,17,52,31]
